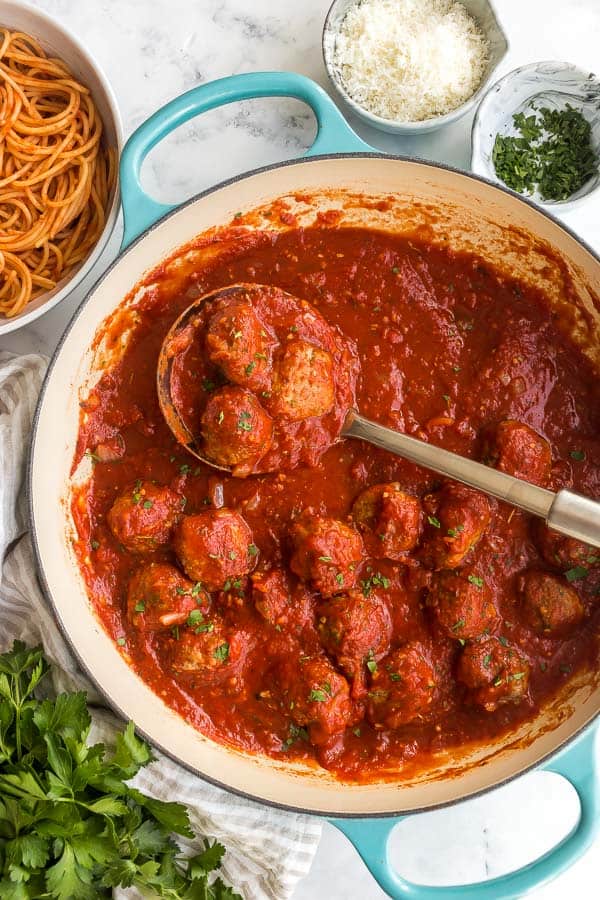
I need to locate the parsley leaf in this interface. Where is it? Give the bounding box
[0,641,242,899]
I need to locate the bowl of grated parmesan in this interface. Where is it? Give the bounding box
[322,0,508,134]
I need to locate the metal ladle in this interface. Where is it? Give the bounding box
[157,285,600,549]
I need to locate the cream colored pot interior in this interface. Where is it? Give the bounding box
[31,157,600,815]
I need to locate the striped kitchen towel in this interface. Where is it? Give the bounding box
[0,351,321,900]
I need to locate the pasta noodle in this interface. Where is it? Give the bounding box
[0,28,115,318]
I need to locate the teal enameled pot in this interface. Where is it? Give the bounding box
[29,72,600,900]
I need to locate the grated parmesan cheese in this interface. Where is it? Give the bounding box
[332,0,489,122]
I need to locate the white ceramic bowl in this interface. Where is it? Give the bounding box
[471,61,600,211]
[0,0,122,336]
[322,0,508,135]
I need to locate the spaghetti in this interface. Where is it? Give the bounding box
[0,28,115,318]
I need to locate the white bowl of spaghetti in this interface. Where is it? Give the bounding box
[0,0,121,333]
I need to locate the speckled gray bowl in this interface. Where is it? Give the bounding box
[322,0,508,135]
[471,61,600,210]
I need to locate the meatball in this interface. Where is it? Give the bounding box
[268,340,335,420]
[317,591,392,678]
[250,567,312,632]
[489,420,552,487]
[174,509,255,589]
[289,513,364,597]
[107,480,183,554]
[422,483,491,569]
[519,571,584,636]
[457,637,530,712]
[367,643,437,728]
[352,483,422,560]
[277,653,353,745]
[535,524,600,571]
[427,569,499,640]
[127,562,209,632]
[205,299,276,392]
[169,620,249,686]
[200,386,273,476]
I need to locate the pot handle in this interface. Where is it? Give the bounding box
[119,71,372,248]
[330,724,599,900]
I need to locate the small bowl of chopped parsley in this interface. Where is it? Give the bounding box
[471,61,600,208]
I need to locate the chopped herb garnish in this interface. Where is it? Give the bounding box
[234,211,242,218]
[187,609,203,625]
[493,676,503,687]
[560,663,572,674]
[171,625,180,640]
[451,618,466,632]
[389,672,402,682]
[237,410,252,431]
[318,555,332,562]
[492,105,598,201]
[498,635,509,647]
[570,449,586,461]
[248,543,259,556]
[245,361,256,376]
[335,572,344,586]
[353,726,362,737]
[366,650,377,674]
[428,515,441,528]
[483,653,492,668]
[117,637,126,646]
[442,393,451,406]
[91,539,100,550]
[391,266,400,274]
[309,688,328,703]
[217,411,224,425]
[134,601,145,613]
[468,574,484,588]
[202,378,216,392]
[228,550,237,560]
[213,643,230,662]
[565,565,588,582]
[180,463,191,475]
[447,524,464,538]
[143,499,153,509]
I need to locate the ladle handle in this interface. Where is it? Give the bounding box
[346,412,600,547]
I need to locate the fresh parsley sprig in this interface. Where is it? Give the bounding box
[0,641,241,900]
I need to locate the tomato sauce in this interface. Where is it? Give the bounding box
[72,225,600,781]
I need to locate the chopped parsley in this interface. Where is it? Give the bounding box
[213,643,230,662]
[281,723,309,751]
[447,524,464,538]
[134,601,145,613]
[237,410,253,432]
[428,515,441,528]
[389,672,402,682]
[217,411,225,425]
[202,378,216,392]
[451,618,466,632]
[468,574,484,588]
[142,499,153,509]
[361,572,391,597]
[565,565,588,582]
[366,650,377,674]
[91,539,100,550]
[187,609,203,626]
[248,543,259,556]
[318,555,332,562]
[116,637,126,647]
[570,449,586,462]
[492,105,598,201]
[180,463,191,475]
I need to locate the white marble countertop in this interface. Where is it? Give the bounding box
[3,0,599,897]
